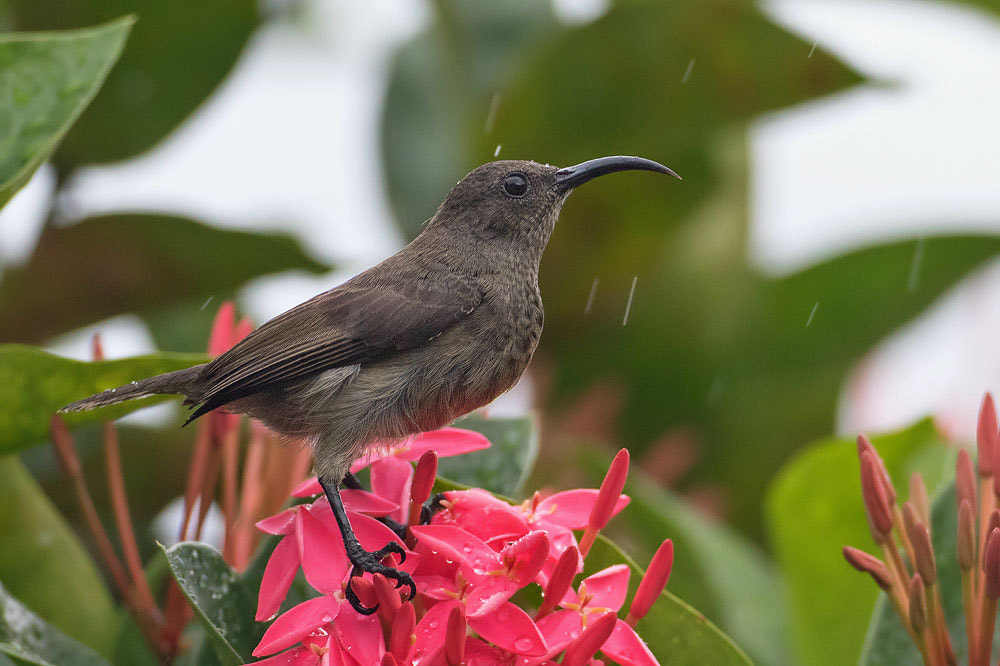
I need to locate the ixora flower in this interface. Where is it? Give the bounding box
[252,444,672,665]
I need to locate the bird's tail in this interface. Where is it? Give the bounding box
[59,365,206,413]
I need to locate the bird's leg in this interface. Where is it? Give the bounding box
[420,492,448,524]
[319,476,416,615]
[339,472,408,540]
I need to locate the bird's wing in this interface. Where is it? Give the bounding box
[185,271,483,423]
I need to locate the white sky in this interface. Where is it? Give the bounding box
[2,0,999,440]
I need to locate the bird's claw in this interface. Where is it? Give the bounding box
[343,543,416,615]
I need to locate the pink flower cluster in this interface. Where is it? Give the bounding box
[251,429,673,665]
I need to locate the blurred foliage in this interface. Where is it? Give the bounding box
[0,345,206,454]
[381,0,1000,539]
[441,413,538,497]
[0,0,257,168]
[766,419,955,666]
[0,215,326,345]
[0,457,115,656]
[0,18,130,207]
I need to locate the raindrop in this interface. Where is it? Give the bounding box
[201,296,214,311]
[513,637,536,652]
[908,238,925,292]
[808,41,817,58]
[494,144,502,157]
[805,301,819,327]
[682,58,695,84]
[585,277,599,315]
[485,93,501,133]
[622,276,638,326]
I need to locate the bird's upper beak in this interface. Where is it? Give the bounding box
[553,155,681,193]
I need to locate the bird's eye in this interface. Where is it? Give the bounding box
[502,172,528,198]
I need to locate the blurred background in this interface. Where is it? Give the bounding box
[2,0,1000,663]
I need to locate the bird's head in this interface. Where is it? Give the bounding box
[423,156,679,268]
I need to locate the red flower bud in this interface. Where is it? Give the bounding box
[562,611,617,666]
[629,539,674,623]
[373,573,402,624]
[986,528,1000,599]
[389,601,415,662]
[958,500,976,571]
[349,576,377,610]
[908,574,926,634]
[445,604,466,666]
[957,449,977,513]
[538,546,580,619]
[411,450,438,507]
[589,449,630,531]
[842,546,893,590]
[909,473,930,525]
[911,523,936,585]
[860,451,893,542]
[857,435,896,504]
[979,393,998,476]
[902,502,919,544]
[381,655,399,666]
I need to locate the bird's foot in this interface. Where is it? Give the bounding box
[343,540,416,615]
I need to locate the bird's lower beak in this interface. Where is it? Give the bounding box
[553,155,681,193]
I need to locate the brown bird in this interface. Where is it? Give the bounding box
[61,156,679,613]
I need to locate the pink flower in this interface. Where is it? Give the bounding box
[537,565,658,666]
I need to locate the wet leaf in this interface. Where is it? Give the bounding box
[161,542,259,666]
[3,0,257,167]
[0,214,327,344]
[0,344,207,453]
[0,456,115,655]
[439,414,538,497]
[0,17,130,207]
[766,419,955,666]
[0,579,110,666]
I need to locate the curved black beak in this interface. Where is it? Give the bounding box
[553,155,681,193]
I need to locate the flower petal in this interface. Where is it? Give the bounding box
[398,428,491,460]
[251,646,321,666]
[536,490,629,530]
[410,524,499,581]
[349,511,406,552]
[501,531,549,587]
[582,565,630,612]
[256,535,301,621]
[257,507,299,535]
[297,506,349,595]
[464,637,509,666]
[333,604,385,666]
[537,610,583,655]
[253,595,341,657]
[371,457,413,524]
[465,578,520,617]
[468,601,547,657]
[342,489,400,517]
[432,489,529,543]
[413,599,459,665]
[292,476,324,498]
[600,619,659,666]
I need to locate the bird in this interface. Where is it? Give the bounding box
[60,155,679,613]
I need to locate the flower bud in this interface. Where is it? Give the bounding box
[589,449,630,531]
[909,473,930,525]
[389,602,415,662]
[842,546,893,590]
[958,500,976,571]
[979,393,998,476]
[445,604,466,666]
[349,576,377,610]
[411,450,438,507]
[373,573,402,623]
[539,546,580,619]
[957,449,977,513]
[902,502,919,543]
[562,611,617,666]
[908,574,926,634]
[911,523,936,585]
[860,451,893,542]
[381,655,399,666]
[985,528,1000,600]
[629,539,674,623]
[857,435,896,504]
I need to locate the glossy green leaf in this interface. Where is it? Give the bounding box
[0,214,327,344]
[583,534,752,665]
[439,414,538,497]
[0,456,115,655]
[0,344,206,453]
[766,419,955,666]
[3,0,257,167]
[0,579,110,666]
[161,542,259,666]
[0,18,130,208]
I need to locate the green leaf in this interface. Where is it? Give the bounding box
[0,456,115,655]
[439,414,538,497]
[583,534,752,665]
[0,579,111,666]
[0,214,328,344]
[0,17,130,208]
[857,481,972,664]
[4,1,257,167]
[0,344,206,453]
[161,542,259,666]
[765,419,955,666]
